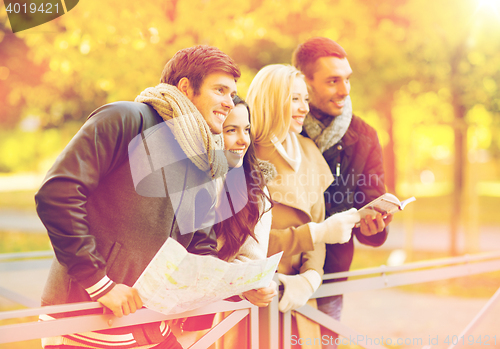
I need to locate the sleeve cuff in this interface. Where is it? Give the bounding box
[307,222,318,244]
[84,275,116,301]
[291,223,315,251]
[301,269,322,293]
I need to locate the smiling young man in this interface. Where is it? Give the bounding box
[35,45,275,349]
[293,37,392,349]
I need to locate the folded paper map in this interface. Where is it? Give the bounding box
[133,238,283,315]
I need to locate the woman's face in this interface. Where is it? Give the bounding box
[288,77,310,134]
[223,104,251,168]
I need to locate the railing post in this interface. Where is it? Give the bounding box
[282,310,292,349]
[447,285,500,349]
[259,274,280,349]
[380,264,389,287]
[249,305,259,349]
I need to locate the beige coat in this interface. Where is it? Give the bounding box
[257,134,333,277]
[257,134,333,349]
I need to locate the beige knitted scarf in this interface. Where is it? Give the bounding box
[135,83,228,179]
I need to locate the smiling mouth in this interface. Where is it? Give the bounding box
[228,149,245,156]
[332,100,345,108]
[293,116,305,125]
[214,111,227,122]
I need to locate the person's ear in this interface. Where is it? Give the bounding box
[177,77,194,99]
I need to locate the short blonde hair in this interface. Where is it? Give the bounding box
[246,64,303,146]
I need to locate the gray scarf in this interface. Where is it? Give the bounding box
[303,96,352,153]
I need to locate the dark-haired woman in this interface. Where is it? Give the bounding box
[215,96,275,265]
[174,97,278,348]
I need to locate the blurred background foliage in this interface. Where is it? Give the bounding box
[1,3,500,346]
[1,0,500,253]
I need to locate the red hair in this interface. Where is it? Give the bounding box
[292,37,347,79]
[161,45,241,94]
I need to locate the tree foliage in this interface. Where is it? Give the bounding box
[0,0,499,186]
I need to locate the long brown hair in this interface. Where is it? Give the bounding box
[215,96,272,261]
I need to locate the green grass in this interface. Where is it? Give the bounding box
[0,230,51,254]
[0,226,51,348]
[403,194,500,224]
[0,190,37,212]
[0,229,51,348]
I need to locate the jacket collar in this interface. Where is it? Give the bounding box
[256,136,333,218]
[341,117,359,147]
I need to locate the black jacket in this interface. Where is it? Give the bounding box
[35,102,219,343]
[302,114,388,280]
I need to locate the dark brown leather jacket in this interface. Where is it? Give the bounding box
[303,114,388,281]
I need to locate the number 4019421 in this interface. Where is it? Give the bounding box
[444,335,496,346]
[6,2,60,14]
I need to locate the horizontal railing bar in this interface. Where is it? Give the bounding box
[0,300,254,344]
[322,250,500,280]
[0,286,40,308]
[314,258,500,298]
[2,250,500,345]
[0,250,53,261]
[0,297,254,321]
[0,302,103,320]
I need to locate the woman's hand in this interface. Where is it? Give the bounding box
[241,280,278,307]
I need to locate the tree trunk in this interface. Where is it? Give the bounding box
[451,120,465,256]
[449,43,467,256]
[377,92,396,194]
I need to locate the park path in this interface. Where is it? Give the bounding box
[341,288,500,349]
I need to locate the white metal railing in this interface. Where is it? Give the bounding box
[1,250,500,348]
[0,296,259,348]
[0,250,54,261]
[287,250,500,349]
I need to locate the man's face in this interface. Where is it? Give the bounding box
[189,72,237,134]
[305,56,352,119]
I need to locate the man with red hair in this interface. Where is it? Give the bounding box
[293,37,392,348]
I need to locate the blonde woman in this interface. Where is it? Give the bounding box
[246,64,359,348]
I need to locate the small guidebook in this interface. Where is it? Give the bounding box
[355,193,416,227]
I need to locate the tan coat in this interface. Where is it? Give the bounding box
[257,134,333,277]
[257,134,333,349]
